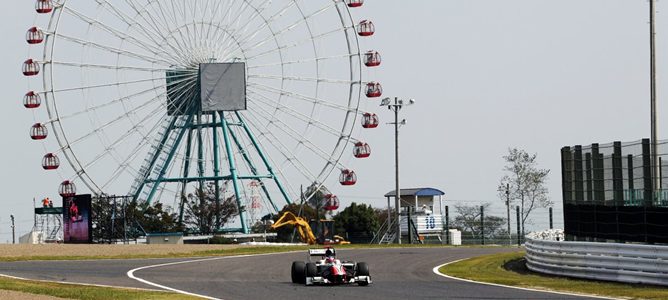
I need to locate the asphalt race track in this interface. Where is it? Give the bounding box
[0,247,608,300]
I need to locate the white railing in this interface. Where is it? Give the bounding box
[525,237,668,286]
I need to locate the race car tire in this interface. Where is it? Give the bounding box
[306,262,318,277]
[356,262,370,286]
[292,261,306,284]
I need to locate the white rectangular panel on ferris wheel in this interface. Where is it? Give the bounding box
[199,63,247,112]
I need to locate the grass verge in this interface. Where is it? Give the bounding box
[0,243,484,262]
[0,276,200,300]
[439,251,668,300]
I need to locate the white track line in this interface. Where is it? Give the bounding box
[432,259,620,300]
[127,252,301,300]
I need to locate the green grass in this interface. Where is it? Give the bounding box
[0,246,308,262]
[0,276,201,300]
[439,251,668,300]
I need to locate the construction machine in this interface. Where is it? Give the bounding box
[271,211,350,245]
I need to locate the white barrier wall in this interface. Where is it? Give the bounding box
[525,237,668,286]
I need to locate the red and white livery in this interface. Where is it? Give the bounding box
[290,248,371,286]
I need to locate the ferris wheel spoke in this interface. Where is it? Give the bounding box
[120,1,195,63]
[222,0,296,55]
[62,96,165,150]
[243,26,347,61]
[242,110,320,185]
[247,53,354,69]
[144,0,196,58]
[53,81,169,123]
[99,119,164,191]
[62,77,198,150]
[50,61,176,72]
[249,74,357,85]
[247,2,336,53]
[49,77,168,94]
[204,1,267,61]
[247,96,344,168]
[54,33,175,66]
[62,6,181,64]
[247,81,355,113]
[247,91,350,141]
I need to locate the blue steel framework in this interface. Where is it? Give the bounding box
[131,76,293,232]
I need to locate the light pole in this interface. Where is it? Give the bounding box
[380,97,414,244]
[10,215,15,245]
[649,0,661,194]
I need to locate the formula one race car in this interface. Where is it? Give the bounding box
[291,248,371,286]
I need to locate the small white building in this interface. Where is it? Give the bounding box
[383,187,445,215]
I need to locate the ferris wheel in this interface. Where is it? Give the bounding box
[24,0,382,233]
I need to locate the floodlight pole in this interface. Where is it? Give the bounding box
[650,0,660,193]
[394,98,401,244]
[10,215,15,244]
[382,97,414,244]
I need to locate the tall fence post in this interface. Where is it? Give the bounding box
[549,207,553,229]
[480,205,485,245]
[516,206,521,246]
[445,205,450,245]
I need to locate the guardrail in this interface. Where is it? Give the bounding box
[525,237,668,286]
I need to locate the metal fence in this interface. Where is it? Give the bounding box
[370,202,555,245]
[525,237,668,286]
[561,138,668,243]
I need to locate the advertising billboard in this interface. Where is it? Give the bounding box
[63,194,92,243]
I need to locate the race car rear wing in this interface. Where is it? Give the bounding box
[309,248,335,256]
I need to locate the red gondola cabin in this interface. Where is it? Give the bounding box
[23,59,40,76]
[339,169,357,186]
[24,91,42,109]
[35,0,53,14]
[366,82,382,98]
[323,194,340,211]
[42,153,60,170]
[59,180,76,197]
[30,123,48,140]
[26,27,44,44]
[364,51,381,67]
[358,20,375,36]
[353,142,371,158]
[362,113,379,128]
[346,0,364,7]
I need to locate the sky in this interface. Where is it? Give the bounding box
[0,1,664,243]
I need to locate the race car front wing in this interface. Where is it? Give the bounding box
[306,275,372,286]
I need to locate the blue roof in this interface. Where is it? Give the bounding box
[384,187,445,197]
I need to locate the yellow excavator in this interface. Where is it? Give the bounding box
[270,211,350,245]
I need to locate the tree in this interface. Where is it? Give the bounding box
[92,197,183,242]
[135,201,183,234]
[182,183,240,234]
[451,203,507,240]
[333,202,379,236]
[499,148,552,238]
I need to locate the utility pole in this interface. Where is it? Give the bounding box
[505,183,511,245]
[10,215,15,244]
[650,0,660,193]
[380,97,415,244]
